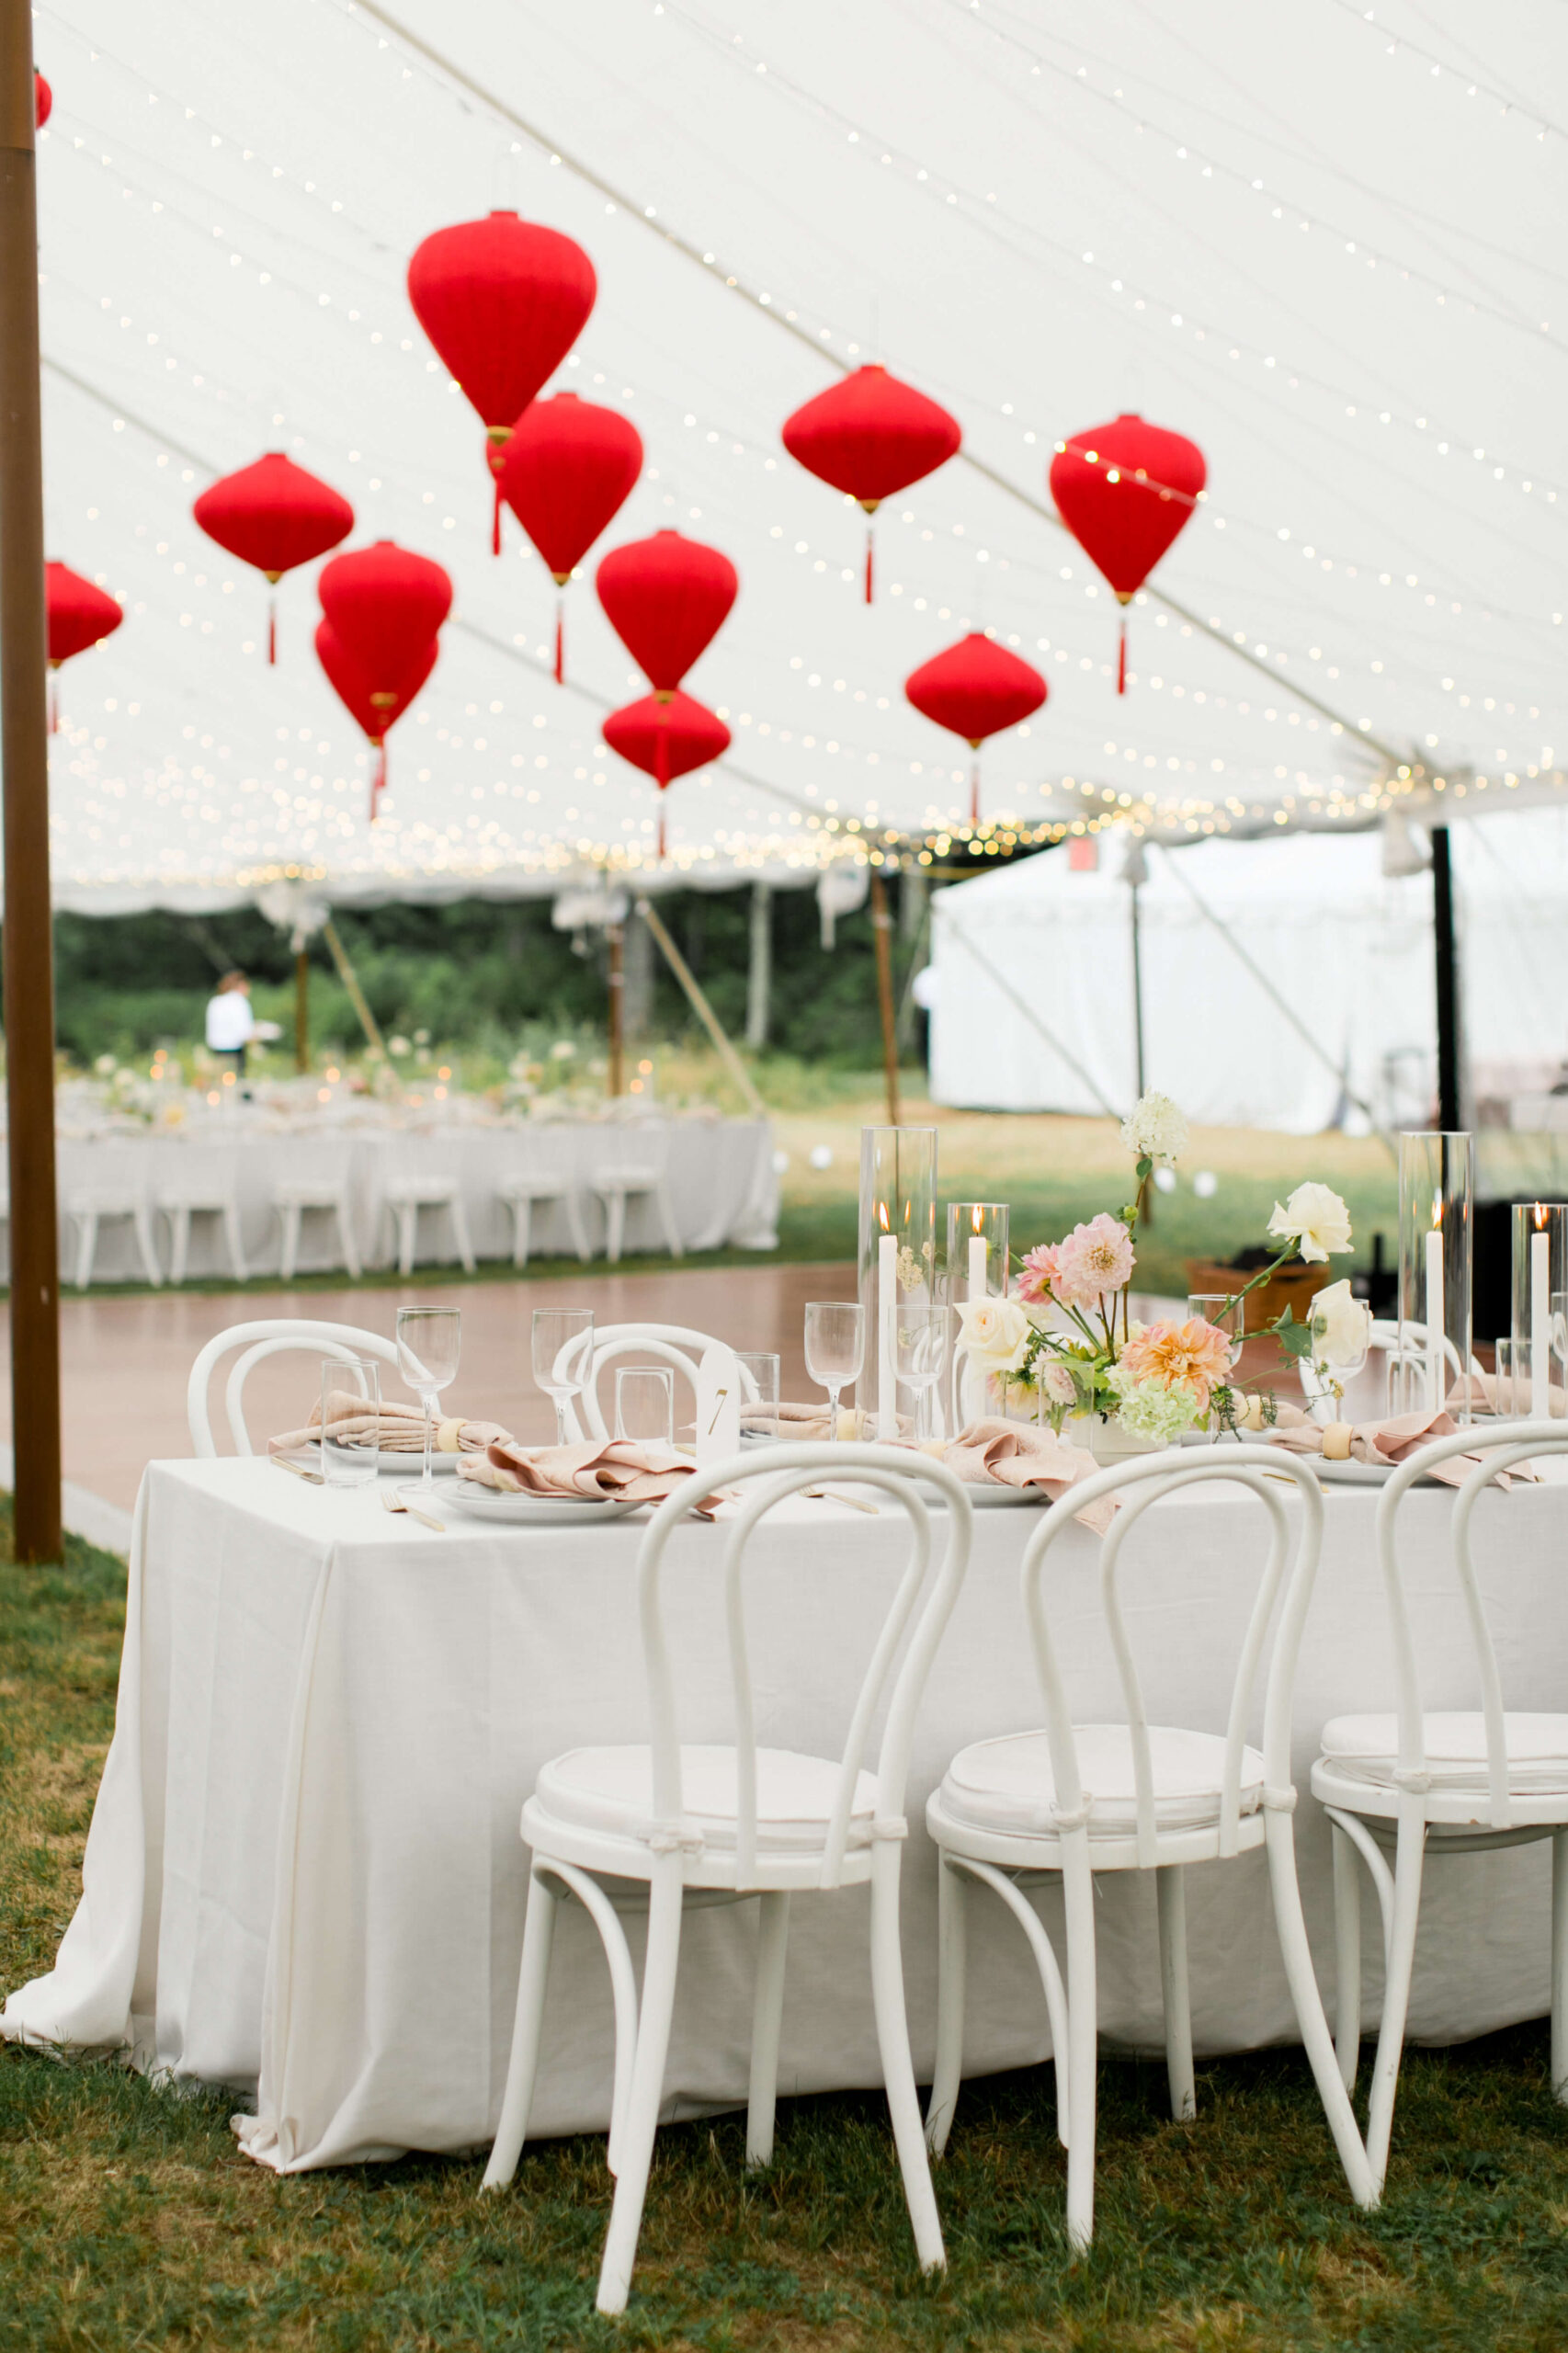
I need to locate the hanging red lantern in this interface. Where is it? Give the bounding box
[904,632,1046,828]
[596,529,737,698]
[35,72,51,129]
[193,452,354,663]
[602,689,730,858]
[45,562,122,733]
[781,364,961,601]
[406,211,597,551]
[315,622,437,823]
[1049,413,1206,692]
[319,540,452,680]
[500,393,642,684]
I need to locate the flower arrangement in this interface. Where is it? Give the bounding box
[955,1090,1369,1449]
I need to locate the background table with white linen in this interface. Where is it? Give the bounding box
[5,1456,1563,2173]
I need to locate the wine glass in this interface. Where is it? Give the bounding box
[894,1303,949,1443]
[532,1307,595,1444]
[395,1305,461,1497]
[803,1302,865,1442]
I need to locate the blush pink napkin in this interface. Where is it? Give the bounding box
[1267,1400,1539,1487]
[943,1417,1117,1531]
[460,1436,726,1515]
[270,1391,513,1458]
[761,1401,911,1440]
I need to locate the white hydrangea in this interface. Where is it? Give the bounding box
[1105,1363,1199,1446]
[1119,1089,1189,1168]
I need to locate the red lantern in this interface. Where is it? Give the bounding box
[596,530,737,697]
[193,452,354,662]
[319,540,452,681]
[35,72,51,129]
[602,689,731,858]
[315,622,437,822]
[904,633,1046,828]
[782,364,960,601]
[1049,413,1206,692]
[406,211,597,551]
[500,393,643,683]
[45,561,122,733]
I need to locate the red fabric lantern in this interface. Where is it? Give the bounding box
[193,452,354,662]
[1049,413,1206,691]
[319,540,452,682]
[35,72,51,129]
[596,530,737,697]
[904,632,1046,828]
[45,562,122,733]
[602,689,731,858]
[500,393,643,683]
[406,211,597,550]
[781,364,960,600]
[315,621,437,822]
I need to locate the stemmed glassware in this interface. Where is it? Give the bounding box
[532,1307,595,1444]
[893,1303,950,1443]
[395,1305,461,1498]
[803,1302,865,1441]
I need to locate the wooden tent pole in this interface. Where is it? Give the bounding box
[635,898,767,1118]
[320,919,386,1060]
[0,2,62,1563]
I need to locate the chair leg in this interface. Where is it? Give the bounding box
[1552,1831,1568,2103]
[1363,1810,1426,2195]
[1265,1812,1378,2210]
[224,1199,248,1282]
[337,1194,361,1282]
[133,1201,162,1286]
[510,1196,531,1270]
[1061,1833,1098,2251]
[74,1211,97,1292]
[605,1191,625,1267]
[278,1202,301,1282]
[1155,1865,1196,2123]
[482,1868,560,2191]
[596,1859,685,2317]
[868,1840,946,2275]
[449,1196,475,1276]
[1331,1821,1363,2093]
[567,1189,592,1265]
[926,1855,969,2157]
[745,1891,790,2170]
[166,1205,189,1287]
[657,1180,683,1260]
[397,1201,416,1278]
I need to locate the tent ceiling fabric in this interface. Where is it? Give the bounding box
[33,0,1568,914]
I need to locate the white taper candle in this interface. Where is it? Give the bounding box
[1425,1224,1445,1414]
[968,1232,987,1302]
[879,1230,897,1440]
[1532,1223,1550,1417]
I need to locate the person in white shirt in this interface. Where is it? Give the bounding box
[205,971,256,1077]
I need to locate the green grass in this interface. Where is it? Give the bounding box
[8,1517,1568,2348]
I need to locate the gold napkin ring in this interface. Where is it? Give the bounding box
[1239,1393,1266,1431]
[437,1417,464,1454]
[1323,1421,1353,1461]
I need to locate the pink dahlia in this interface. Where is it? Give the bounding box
[1052,1212,1135,1306]
[1118,1316,1233,1413]
[1017,1243,1062,1304]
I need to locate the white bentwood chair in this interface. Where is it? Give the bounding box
[1312,1421,1568,2193]
[482,1444,976,2316]
[562,1322,747,1444]
[924,1447,1376,2247]
[153,1144,248,1284]
[270,1141,361,1281]
[57,1142,162,1289]
[187,1317,399,1455]
[378,1138,476,1277]
[586,1122,682,1264]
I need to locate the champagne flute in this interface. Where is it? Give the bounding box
[803,1302,865,1441]
[894,1303,949,1443]
[395,1305,461,1498]
[532,1307,595,1444]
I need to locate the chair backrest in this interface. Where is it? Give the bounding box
[56,1140,153,1201]
[152,1142,242,1196]
[378,1134,465,1182]
[1375,1422,1568,1829]
[267,1137,355,1188]
[633,1442,974,1887]
[1020,1447,1327,1870]
[587,1119,669,1177]
[187,1316,401,1455]
[566,1321,747,1440]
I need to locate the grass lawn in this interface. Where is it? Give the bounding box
[7,1520,1568,2350]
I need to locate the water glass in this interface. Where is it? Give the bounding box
[803,1301,865,1441]
[320,1358,381,1488]
[1187,1291,1245,1367]
[614,1366,674,1447]
[395,1305,461,1495]
[1492,1335,1518,1419]
[532,1307,595,1444]
[893,1302,949,1442]
[737,1350,780,1440]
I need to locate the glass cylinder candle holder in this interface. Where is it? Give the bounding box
[1396,1131,1473,1423]
[1510,1205,1568,1422]
[858,1126,937,1439]
[944,1201,1010,1304]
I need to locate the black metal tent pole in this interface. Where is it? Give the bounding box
[1430,825,1460,1132]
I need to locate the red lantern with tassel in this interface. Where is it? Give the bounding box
[319,540,452,678]
[904,632,1046,828]
[45,562,122,733]
[602,690,730,858]
[35,71,51,128]
[406,211,597,552]
[501,392,642,684]
[596,529,737,696]
[315,622,437,823]
[781,364,960,601]
[1049,413,1206,692]
[193,452,354,663]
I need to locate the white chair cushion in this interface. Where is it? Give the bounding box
[1319,1711,1568,1795]
[533,1743,878,1853]
[384,1178,458,1204]
[273,1181,347,1206]
[593,1169,658,1191]
[937,1725,1266,1838]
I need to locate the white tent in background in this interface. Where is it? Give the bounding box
[928,811,1568,1135]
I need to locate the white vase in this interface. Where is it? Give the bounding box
[1066,1410,1160,1464]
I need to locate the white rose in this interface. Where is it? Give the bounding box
[1267,1180,1353,1265]
[1309,1277,1371,1369]
[1119,1089,1189,1167]
[1038,1359,1078,1405]
[957,1294,1032,1374]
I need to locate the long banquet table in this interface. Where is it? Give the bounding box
[4,1455,1562,2173]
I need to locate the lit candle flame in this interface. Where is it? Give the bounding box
[1430,1193,1443,1232]
[971,1205,984,1234]
[877,1202,890,1233]
[1536,1201,1549,1231]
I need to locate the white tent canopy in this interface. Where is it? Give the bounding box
[928,809,1568,1133]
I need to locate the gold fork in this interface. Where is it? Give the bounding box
[382,1485,446,1533]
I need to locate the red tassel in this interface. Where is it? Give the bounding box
[369,743,386,822]
[657,792,666,859]
[554,595,564,687]
[864,524,874,605]
[1117,614,1128,695]
[267,596,277,666]
[492,474,503,558]
[970,757,980,828]
[655,712,670,788]
[49,676,58,735]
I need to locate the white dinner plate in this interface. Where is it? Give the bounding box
[442,1483,645,1526]
[1259,1439,1439,1487]
[945,1481,1048,1506]
[374,1451,461,1476]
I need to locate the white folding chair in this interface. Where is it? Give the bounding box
[379,1138,476,1277]
[562,1322,747,1443]
[496,1142,590,1267]
[187,1316,399,1455]
[57,1142,162,1289]
[270,1142,361,1281]
[924,1447,1375,2247]
[1312,1421,1568,2193]
[153,1145,247,1284]
[587,1122,682,1264]
[482,1444,975,2315]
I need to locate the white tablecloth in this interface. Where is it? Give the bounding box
[46,1118,778,1280]
[5,1458,1562,2172]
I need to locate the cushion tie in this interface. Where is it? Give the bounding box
[1260,1784,1298,1813]
[635,1817,706,1857]
[846,1814,908,1848]
[1392,1766,1433,1795]
[1050,1795,1095,1833]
